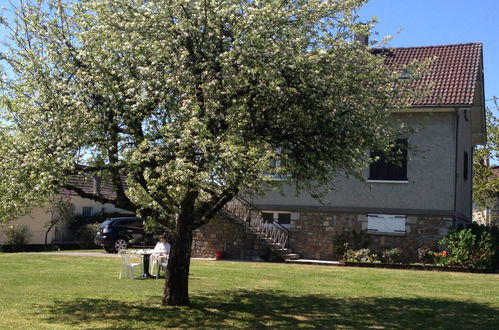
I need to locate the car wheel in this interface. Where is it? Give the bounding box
[113,238,129,252]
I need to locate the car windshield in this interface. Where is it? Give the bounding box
[99,220,113,228]
[114,219,143,228]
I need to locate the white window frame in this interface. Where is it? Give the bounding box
[367,214,406,235]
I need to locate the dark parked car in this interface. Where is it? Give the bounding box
[94,217,163,253]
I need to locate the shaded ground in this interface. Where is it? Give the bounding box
[37,290,499,329]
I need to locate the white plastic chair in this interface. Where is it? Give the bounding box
[118,250,143,279]
[151,255,169,279]
[157,257,169,279]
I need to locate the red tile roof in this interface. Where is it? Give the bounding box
[381,42,483,107]
[65,174,123,200]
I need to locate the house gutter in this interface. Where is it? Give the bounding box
[453,107,460,229]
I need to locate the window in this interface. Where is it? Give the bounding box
[369,138,408,181]
[82,207,93,217]
[367,214,406,234]
[265,147,291,180]
[262,212,291,226]
[262,212,274,223]
[277,213,291,225]
[129,220,144,228]
[400,69,413,79]
[267,157,289,180]
[115,219,143,228]
[269,158,283,169]
[464,151,469,181]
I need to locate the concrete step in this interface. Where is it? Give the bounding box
[282,253,300,260]
[222,206,297,261]
[285,259,344,266]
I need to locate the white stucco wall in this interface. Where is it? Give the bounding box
[253,110,464,216]
[0,194,128,245]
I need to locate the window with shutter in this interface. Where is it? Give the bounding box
[367,214,406,234]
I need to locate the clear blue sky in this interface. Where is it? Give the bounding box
[359,0,498,111]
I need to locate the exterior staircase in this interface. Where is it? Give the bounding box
[222,198,299,260]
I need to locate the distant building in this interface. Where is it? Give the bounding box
[473,167,499,226]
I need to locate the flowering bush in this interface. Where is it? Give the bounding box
[417,246,434,265]
[438,229,494,269]
[381,248,403,264]
[343,244,380,263]
[432,250,449,266]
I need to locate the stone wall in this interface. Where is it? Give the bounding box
[290,212,362,260]
[191,214,270,260]
[289,212,454,262]
[192,211,455,263]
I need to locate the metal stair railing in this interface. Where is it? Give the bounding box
[223,197,291,252]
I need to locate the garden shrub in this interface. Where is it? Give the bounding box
[432,250,449,266]
[2,224,31,252]
[382,248,403,264]
[438,228,494,269]
[334,229,371,257]
[469,223,499,270]
[75,223,100,249]
[343,244,380,263]
[417,245,434,265]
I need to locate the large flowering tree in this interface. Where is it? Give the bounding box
[473,101,499,209]
[0,0,411,306]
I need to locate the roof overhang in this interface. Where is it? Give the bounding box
[391,47,486,146]
[391,107,455,113]
[470,52,486,146]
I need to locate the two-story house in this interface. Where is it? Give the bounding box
[193,42,486,262]
[247,42,486,260]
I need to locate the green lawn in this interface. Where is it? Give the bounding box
[0,253,498,329]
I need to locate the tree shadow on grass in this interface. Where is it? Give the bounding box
[37,290,499,329]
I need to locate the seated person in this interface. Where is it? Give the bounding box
[149,234,171,274]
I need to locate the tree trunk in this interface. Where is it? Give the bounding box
[44,221,56,248]
[162,191,197,306]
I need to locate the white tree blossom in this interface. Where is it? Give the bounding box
[0,0,414,306]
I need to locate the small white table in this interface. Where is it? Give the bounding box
[133,249,155,279]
